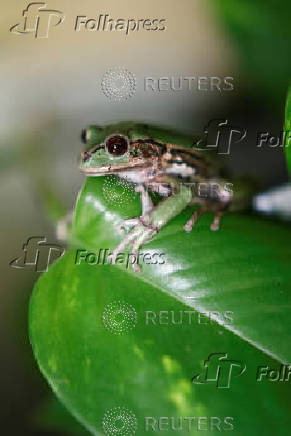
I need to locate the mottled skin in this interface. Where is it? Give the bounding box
[80,122,232,272]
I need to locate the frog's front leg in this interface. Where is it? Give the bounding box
[116,184,153,234]
[135,184,153,216]
[110,182,192,272]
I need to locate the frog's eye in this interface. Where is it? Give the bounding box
[105,135,129,156]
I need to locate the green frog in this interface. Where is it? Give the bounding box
[80,122,232,272]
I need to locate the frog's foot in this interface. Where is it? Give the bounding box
[210,211,223,231]
[116,218,139,234]
[184,209,204,233]
[109,218,158,272]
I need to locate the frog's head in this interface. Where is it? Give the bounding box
[80,123,164,176]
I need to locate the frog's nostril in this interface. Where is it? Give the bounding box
[81,129,87,144]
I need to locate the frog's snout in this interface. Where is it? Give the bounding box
[81,151,91,162]
[81,129,87,144]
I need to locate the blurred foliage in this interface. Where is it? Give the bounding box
[285,85,291,175]
[34,396,89,436]
[212,0,291,108]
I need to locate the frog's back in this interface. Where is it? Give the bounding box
[93,121,199,149]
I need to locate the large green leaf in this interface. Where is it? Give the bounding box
[72,177,291,364]
[30,177,291,435]
[30,252,291,436]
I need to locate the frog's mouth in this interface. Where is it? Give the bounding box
[80,159,150,176]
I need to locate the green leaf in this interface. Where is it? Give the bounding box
[72,177,291,364]
[285,85,291,175]
[30,177,291,435]
[30,252,291,436]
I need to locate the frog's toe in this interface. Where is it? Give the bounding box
[184,210,204,233]
[132,263,141,273]
[210,222,220,231]
[184,222,193,233]
[117,218,139,234]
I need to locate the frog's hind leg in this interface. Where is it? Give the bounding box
[109,226,142,263]
[184,208,205,233]
[210,210,223,231]
[130,238,144,273]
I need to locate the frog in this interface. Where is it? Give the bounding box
[80,122,233,272]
